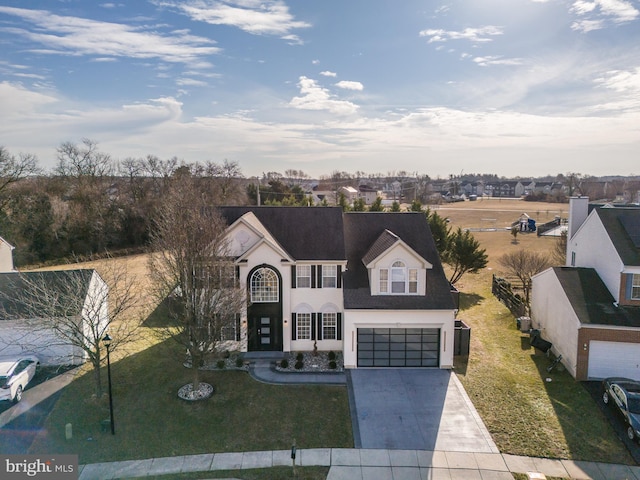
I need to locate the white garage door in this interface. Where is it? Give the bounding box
[588,341,640,380]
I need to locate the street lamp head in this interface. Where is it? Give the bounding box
[102,333,112,348]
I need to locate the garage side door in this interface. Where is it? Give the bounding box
[588,341,640,380]
[357,328,440,367]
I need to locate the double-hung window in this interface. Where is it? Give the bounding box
[322,313,337,340]
[296,265,311,288]
[380,269,389,293]
[296,313,312,340]
[322,265,337,288]
[633,274,640,300]
[391,261,406,293]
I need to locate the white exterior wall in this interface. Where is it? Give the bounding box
[0,239,14,273]
[569,213,623,300]
[531,268,581,377]
[290,262,344,353]
[342,309,455,369]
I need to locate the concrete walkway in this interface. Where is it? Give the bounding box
[77,448,640,480]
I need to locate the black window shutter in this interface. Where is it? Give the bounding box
[311,313,317,340]
[235,266,240,283]
[337,313,342,341]
[317,265,323,288]
[311,265,317,288]
[337,265,342,288]
[235,314,241,341]
[291,265,297,288]
[317,314,323,341]
[291,313,297,341]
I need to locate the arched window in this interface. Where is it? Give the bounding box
[250,267,279,303]
[391,261,406,293]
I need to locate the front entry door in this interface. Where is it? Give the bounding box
[249,316,281,351]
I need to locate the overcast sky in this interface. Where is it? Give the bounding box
[1,0,639,178]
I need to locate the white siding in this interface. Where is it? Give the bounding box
[343,309,455,369]
[568,212,623,300]
[531,268,581,377]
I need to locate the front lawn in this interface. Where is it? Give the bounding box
[29,338,353,464]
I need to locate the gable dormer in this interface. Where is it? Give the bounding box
[225,212,293,262]
[363,229,432,296]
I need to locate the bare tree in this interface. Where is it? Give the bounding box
[0,146,40,210]
[551,231,567,265]
[1,259,141,398]
[498,250,552,313]
[147,177,245,398]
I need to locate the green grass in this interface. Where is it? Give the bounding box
[454,270,634,464]
[29,338,352,464]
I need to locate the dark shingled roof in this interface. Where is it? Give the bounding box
[594,207,640,266]
[552,267,640,328]
[219,206,346,261]
[342,212,455,310]
[362,230,399,266]
[0,270,95,319]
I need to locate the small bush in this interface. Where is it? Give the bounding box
[329,360,337,370]
[222,350,231,359]
[235,357,244,368]
[280,359,289,369]
[296,352,304,362]
[295,360,304,370]
[216,359,226,369]
[328,351,336,361]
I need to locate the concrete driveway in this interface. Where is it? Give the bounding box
[347,369,498,453]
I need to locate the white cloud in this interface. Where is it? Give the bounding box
[154,0,310,41]
[419,26,503,43]
[176,78,209,87]
[592,67,640,112]
[335,81,363,91]
[0,6,220,64]
[320,71,337,77]
[288,76,359,115]
[570,0,639,31]
[473,56,524,67]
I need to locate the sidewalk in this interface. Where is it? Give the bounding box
[77,448,640,480]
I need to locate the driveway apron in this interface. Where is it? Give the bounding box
[347,369,498,453]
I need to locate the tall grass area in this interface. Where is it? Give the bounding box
[29,338,352,464]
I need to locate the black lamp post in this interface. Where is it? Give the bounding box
[102,334,115,435]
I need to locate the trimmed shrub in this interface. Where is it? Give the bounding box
[235,357,244,368]
[296,352,304,362]
[280,358,289,369]
[295,360,304,370]
[216,359,226,369]
[329,360,337,370]
[328,351,336,361]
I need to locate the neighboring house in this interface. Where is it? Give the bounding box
[0,269,109,365]
[358,184,382,205]
[338,186,358,203]
[531,197,640,380]
[220,207,457,369]
[0,237,15,273]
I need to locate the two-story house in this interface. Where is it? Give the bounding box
[219,207,457,369]
[531,197,640,380]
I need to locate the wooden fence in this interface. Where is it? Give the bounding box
[491,274,526,317]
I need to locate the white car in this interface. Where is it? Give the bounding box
[0,355,39,403]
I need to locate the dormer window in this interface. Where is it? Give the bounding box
[380,261,419,295]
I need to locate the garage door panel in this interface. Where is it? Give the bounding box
[588,340,640,381]
[357,328,440,367]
